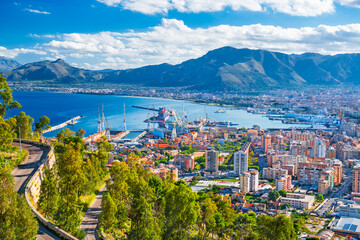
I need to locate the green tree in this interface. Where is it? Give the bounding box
[199,197,217,238]
[0,74,21,118]
[316,194,324,202]
[14,111,34,139]
[35,115,51,133]
[257,214,297,240]
[76,128,86,138]
[38,167,59,218]
[128,177,161,240]
[233,212,258,239]
[56,128,75,143]
[99,192,118,230]
[0,166,38,239]
[279,190,287,197]
[268,190,280,201]
[14,195,39,239]
[293,217,305,233]
[97,136,114,152]
[0,118,14,150]
[164,180,200,239]
[55,142,86,232]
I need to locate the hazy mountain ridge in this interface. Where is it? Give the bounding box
[3,47,360,90]
[0,57,22,71]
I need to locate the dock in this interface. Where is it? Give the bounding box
[132,105,159,111]
[132,131,147,142]
[43,116,82,134]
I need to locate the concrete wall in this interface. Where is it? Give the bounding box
[15,139,78,240]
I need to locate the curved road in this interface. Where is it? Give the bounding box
[11,142,61,240]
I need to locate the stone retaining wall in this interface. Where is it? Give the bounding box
[14,139,78,240]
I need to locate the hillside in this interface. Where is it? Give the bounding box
[0,57,22,72]
[3,47,360,90]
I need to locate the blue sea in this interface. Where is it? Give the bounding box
[7,91,305,137]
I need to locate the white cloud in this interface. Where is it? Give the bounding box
[34,19,360,70]
[24,8,51,15]
[0,46,46,58]
[337,0,360,7]
[6,19,360,70]
[69,53,95,58]
[96,0,335,16]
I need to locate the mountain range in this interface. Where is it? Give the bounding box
[2,46,360,90]
[0,57,22,72]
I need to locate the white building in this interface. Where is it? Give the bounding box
[249,169,259,192]
[234,150,248,176]
[313,137,326,158]
[239,169,259,193]
[239,172,250,194]
[338,203,360,218]
[280,193,315,209]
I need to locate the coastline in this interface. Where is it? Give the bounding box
[12,87,241,110]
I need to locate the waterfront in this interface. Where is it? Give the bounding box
[8,91,307,137]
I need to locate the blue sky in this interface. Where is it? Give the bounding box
[1,0,360,70]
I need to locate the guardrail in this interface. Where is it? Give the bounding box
[14,139,78,240]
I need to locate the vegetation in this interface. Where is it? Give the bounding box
[180,145,198,155]
[268,190,280,201]
[0,167,38,239]
[0,74,38,239]
[215,140,242,153]
[38,131,112,237]
[315,194,324,202]
[100,153,300,239]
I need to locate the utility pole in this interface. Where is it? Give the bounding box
[19,124,22,154]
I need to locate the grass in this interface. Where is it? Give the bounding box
[213,178,239,182]
[0,146,28,169]
[79,174,109,214]
[245,195,261,203]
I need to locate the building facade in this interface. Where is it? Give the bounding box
[234,150,248,176]
[205,149,219,172]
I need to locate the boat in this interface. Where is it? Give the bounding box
[215,108,226,113]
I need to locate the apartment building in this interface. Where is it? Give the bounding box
[280,193,315,209]
[318,168,335,195]
[263,167,288,179]
[174,154,195,170]
[275,175,292,192]
[353,164,360,194]
[239,169,259,193]
[205,149,219,172]
[152,164,178,181]
[233,150,248,176]
[261,134,271,153]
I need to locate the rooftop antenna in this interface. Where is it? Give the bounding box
[123,103,127,132]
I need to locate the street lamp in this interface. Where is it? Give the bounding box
[19,123,22,155]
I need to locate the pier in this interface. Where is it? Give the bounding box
[132,105,159,111]
[43,116,82,134]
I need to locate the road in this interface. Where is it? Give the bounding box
[80,185,107,240]
[11,142,60,240]
[316,161,352,216]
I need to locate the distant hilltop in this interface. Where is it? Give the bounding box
[2,46,360,90]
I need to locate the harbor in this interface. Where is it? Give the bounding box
[9,91,310,138]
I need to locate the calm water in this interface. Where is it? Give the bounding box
[7,91,305,137]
